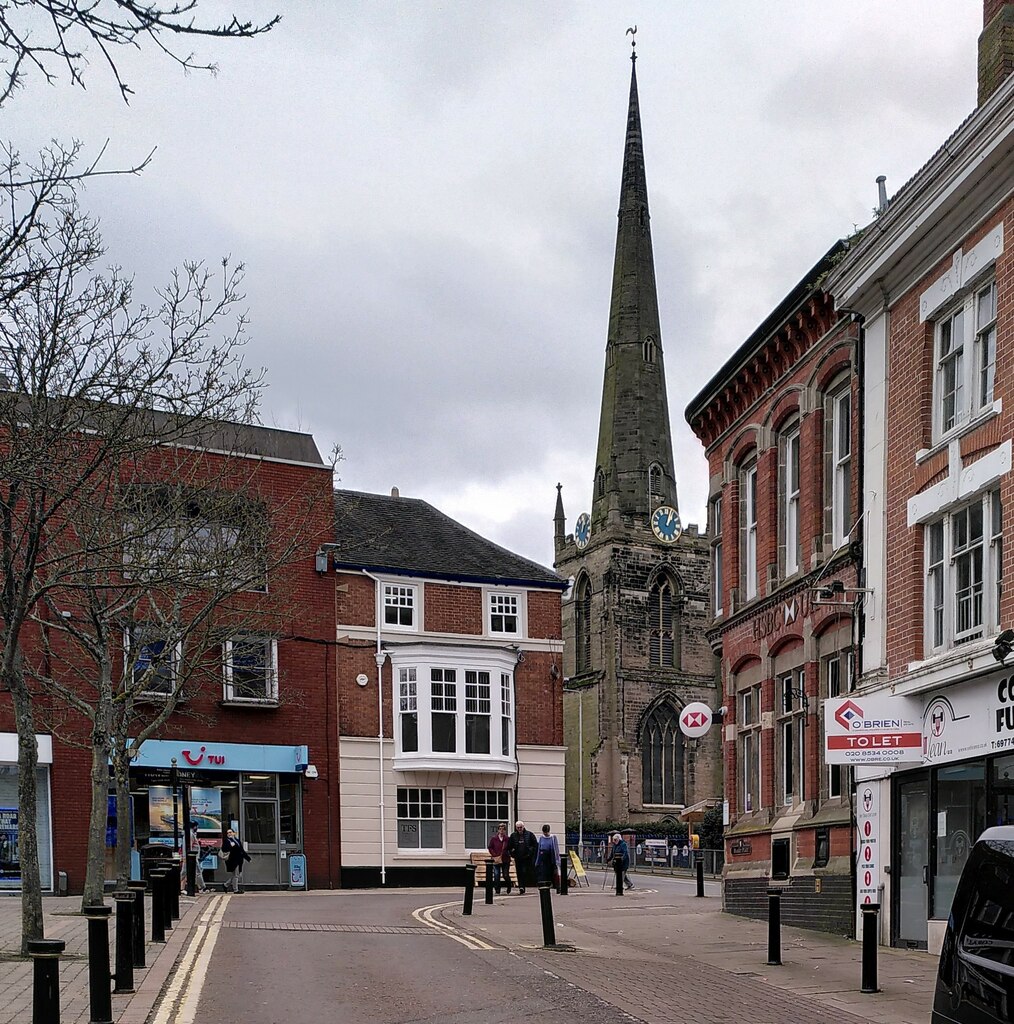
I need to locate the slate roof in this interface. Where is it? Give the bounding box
[332,489,566,589]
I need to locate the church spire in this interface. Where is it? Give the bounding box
[591,47,677,529]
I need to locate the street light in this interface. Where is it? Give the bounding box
[564,682,584,853]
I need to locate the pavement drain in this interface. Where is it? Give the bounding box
[222,921,435,935]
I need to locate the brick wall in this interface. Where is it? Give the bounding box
[424,582,482,635]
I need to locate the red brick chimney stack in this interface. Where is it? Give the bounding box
[979,0,1014,104]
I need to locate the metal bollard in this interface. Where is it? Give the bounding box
[538,882,557,946]
[28,938,65,1024]
[149,871,167,943]
[484,860,495,904]
[83,904,113,1024]
[113,892,135,994]
[169,858,181,921]
[161,867,174,930]
[559,848,568,896]
[462,863,476,916]
[696,858,705,897]
[766,887,782,966]
[613,858,624,896]
[860,902,881,993]
[127,881,147,968]
[186,851,197,897]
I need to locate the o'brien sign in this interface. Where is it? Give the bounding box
[824,695,922,765]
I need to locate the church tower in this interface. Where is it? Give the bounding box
[556,47,719,828]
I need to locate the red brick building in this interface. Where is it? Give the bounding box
[332,489,566,886]
[0,422,340,893]
[824,0,1014,952]
[686,248,862,934]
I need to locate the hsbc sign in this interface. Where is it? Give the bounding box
[824,695,922,765]
[679,702,713,739]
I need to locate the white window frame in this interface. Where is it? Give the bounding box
[125,627,180,698]
[738,685,761,814]
[822,650,851,799]
[783,427,801,576]
[831,386,852,549]
[743,464,758,600]
[778,669,806,807]
[487,590,523,637]
[383,583,418,632]
[223,635,278,703]
[388,645,517,772]
[924,490,1002,654]
[396,787,444,851]
[933,277,998,441]
[464,789,510,850]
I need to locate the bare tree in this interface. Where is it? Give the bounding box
[0,163,264,946]
[0,1,280,106]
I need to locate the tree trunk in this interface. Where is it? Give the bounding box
[8,662,44,954]
[113,753,132,890]
[80,731,111,910]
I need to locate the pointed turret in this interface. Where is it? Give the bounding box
[591,51,677,529]
[554,482,566,551]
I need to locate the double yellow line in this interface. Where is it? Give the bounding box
[412,900,496,951]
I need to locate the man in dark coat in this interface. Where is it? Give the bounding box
[221,828,251,893]
[506,820,537,894]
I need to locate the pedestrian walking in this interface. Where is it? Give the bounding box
[221,828,251,893]
[487,822,512,894]
[535,824,560,888]
[189,822,208,893]
[506,820,537,894]
[610,832,633,890]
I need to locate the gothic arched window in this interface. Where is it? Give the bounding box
[649,577,680,668]
[641,704,684,806]
[575,576,591,673]
[595,468,606,498]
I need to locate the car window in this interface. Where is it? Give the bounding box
[957,841,1014,977]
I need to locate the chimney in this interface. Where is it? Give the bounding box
[391,486,400,498]
[978,1,1014,105]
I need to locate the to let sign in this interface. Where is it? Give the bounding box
[824,695,922,765]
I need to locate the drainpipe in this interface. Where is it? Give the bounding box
[363,571,388,886]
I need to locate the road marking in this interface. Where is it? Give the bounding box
[150,894,229,1024]
[412,901,496,951]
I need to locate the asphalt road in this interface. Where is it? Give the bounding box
[192,890,632,1024]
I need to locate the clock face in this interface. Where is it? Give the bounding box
[574,512,591,550]
[651,505,682,543]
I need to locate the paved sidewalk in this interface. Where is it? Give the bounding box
[0,891,207,1024]
[441,879,938,1024]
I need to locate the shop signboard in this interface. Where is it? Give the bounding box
[856,783,880,909]
[824,695,922,764]
[0,807,18,881]
[922,667,1014,764]
[130,739,308,773]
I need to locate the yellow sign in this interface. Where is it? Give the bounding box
[691,834,700,850]
[568,849,589,885]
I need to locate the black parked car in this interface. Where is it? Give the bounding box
[932,826,1014,1023]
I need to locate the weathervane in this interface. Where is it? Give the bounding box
[626,25,637,61]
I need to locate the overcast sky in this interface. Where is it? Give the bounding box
[8,1,984,570]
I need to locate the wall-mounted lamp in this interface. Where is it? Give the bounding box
[992,628,1014,664]
[811,580,874,607]
[314,550,328,574]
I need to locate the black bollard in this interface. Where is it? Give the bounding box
[28,938,65,1024]
[160,867,174,931]
[186,851,198,897]
[169,858,181,921]
[613,858,624,896]
[860,902,881,993]
[538,883,557,946]
[696,857,705,897]
[484,860,495,904]
[149,870,166,943]
[127,882,146,968]
[766,887,782,966]
[113,893,135,994]
[83,904,113,1024]
[462,863,476,916]
[559,847,568,896]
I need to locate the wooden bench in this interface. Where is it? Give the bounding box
[469,851,498,883]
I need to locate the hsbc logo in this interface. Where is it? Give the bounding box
[682,709,708,729]
[835,699,864,730]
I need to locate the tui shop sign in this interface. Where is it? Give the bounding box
[128,740,309,774]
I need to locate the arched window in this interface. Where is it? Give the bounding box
[575,576,591,673]
[643,337,655,363]
[641,704,684,806]
[649,577,679,668]
[595,467,606,498]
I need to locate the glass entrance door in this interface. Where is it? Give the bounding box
[242,799,279,885]
[894,772,929,948]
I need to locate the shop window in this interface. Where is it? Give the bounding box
[464,789,510,849]
[772,837,791,880]
[992,754,1014,826]
[383,584,417,630]
[0,765,53,890]
[640,704,684,806]
[396,787,443,850]
[932,761,986,919]
[813,827,830,869]
[223,636,278,703]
